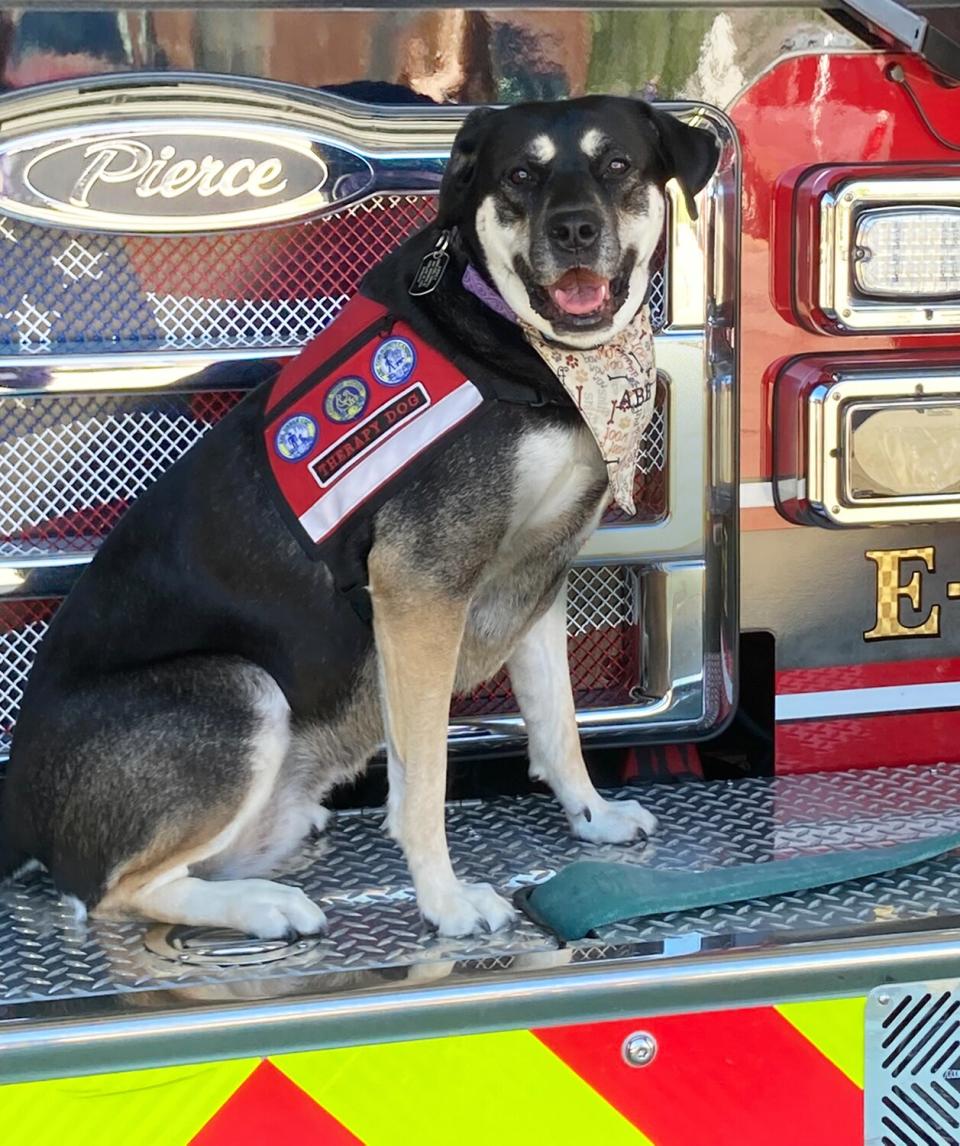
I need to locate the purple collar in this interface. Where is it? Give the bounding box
[462,264,517,324]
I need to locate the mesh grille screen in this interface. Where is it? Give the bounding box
[0,384,666,560]
[0,390,244,558]
[454,565,640,717]
[605,374,668,525]
[0,196,666,355]
[0,599,57,755]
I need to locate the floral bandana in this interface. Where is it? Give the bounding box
[520,306,657,514]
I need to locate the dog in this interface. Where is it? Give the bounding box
[0,96,718,938]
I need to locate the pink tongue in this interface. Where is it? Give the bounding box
[549,279,610,316]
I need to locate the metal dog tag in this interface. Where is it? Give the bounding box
[409,230,453,296]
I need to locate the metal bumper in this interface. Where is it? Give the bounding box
[3,762,960,1082]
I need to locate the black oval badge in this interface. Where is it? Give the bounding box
[2,123,374,233]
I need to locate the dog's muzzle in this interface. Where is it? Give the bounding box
[528,206,625,326]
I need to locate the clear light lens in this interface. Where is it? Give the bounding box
[847,402,960,499]
[854,207,960,299]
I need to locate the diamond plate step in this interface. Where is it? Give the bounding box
[3,763,960,1013]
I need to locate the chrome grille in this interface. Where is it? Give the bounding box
[0,197,667,355]
[0,169,670,749]
[0,385,667,562]
[0,391,243,559]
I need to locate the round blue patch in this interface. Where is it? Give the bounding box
[324,377,369,423]
[274,414,318,461]
[372,336,416,386]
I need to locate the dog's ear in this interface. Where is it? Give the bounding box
[437,106,499,227]
[646,107,719,220]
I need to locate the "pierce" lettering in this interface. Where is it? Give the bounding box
[69,139,290,207]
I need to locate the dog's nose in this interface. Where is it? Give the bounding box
[547,209,602,253]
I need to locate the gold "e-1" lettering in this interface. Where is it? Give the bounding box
[864,547,940,640]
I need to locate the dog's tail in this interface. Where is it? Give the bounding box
[0,787,27,879]
[0,842,26,879]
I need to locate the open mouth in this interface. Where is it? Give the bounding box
[548,268,611,317]
[528,263,632,329]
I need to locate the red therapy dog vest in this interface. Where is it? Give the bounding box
[263,294,483,561]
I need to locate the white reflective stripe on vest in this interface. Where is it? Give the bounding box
[299,380,484,544]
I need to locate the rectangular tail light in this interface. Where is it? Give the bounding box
[774,354,960,525]
[853,205,960,300]
[790,167,960,332]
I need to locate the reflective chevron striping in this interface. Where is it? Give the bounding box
[275,1028,652,1145]
[189,1060,362,1145]
[775,996,865,1086]
[0,998,867,1145]
[534,1006,864,1146]
[2,1058,260,1146]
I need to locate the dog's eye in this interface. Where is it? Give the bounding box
[606,158,630,176]
[509,167,532,186]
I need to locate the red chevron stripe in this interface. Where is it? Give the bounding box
[190,1060,363,1146]
[535,1007,862,1146]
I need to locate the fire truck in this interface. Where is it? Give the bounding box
[2,2,960,1142]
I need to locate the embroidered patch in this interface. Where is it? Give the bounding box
[372,337,416,385]
[274,413,318,461]
[324,377,369,423]
[310,383,430,486]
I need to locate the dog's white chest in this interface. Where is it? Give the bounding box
[457,421,608,689]
[508,422,608,536]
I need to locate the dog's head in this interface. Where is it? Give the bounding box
[439,96,718,349]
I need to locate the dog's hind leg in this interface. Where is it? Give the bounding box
[370,551,516,937]
[93,664,327,939]
[507,586,658,844]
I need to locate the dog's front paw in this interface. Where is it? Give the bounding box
[229,880,328,939]
[571,798,657,845]
[419,880,517,937]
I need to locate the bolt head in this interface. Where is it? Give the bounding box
[877,992,891,1006]
[622,1031,658,1067]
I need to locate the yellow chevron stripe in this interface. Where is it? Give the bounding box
[0,1059,259,1146]
[775,996,866,1087]
[275,1029,653,1146]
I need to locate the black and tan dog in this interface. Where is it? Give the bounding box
[0,97,717,938]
